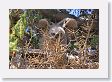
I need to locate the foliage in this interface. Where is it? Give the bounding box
[90,35,99,48]
[9,11,27,52]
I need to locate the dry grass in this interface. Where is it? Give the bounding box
[9,18,99,69]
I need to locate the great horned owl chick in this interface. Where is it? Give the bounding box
[38,18,78,46]
[62,18,78,41]
[38,19,49,32]
[49,25,67,45]
[49,25,65,39]
[63,18,78,31]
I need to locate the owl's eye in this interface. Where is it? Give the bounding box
[55,34,59,39]
[51,33,55,36]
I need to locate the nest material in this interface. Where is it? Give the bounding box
[9,16,99,69]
